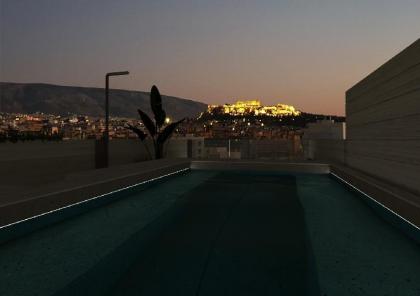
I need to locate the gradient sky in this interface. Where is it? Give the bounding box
[1,0,420,115]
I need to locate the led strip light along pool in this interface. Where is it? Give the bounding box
[0,168,191,230]
[331,172,420,232]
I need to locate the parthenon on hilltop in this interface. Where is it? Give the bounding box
[207,100,301,117]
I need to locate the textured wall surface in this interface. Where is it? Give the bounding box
[0,139,187,186]
[346,38,420,195]
[308,139,346,164]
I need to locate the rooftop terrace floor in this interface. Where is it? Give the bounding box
[0,170,419,295]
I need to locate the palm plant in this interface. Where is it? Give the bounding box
[126,85,185,159]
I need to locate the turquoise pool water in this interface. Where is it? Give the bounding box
[0,170,419,296]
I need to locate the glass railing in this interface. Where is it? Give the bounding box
[166,138,304,161]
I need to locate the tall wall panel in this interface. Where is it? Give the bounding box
[346,39,420,195]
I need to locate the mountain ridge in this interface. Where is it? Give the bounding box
[0,82,207,120]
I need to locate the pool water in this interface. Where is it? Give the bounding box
[0,170,419,296]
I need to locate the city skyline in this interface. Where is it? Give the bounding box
[1,0,420,116]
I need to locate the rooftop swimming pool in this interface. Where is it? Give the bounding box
[0,169,419,296]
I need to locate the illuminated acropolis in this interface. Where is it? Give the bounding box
[207,100,300,117]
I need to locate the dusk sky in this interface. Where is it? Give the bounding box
[1,0,419,115]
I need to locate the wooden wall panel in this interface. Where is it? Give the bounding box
[345,39,420,195]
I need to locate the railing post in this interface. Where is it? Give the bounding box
[228,139,231,159]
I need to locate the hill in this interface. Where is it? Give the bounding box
[0,82,207,120]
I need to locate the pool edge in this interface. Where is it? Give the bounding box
[330,170,420,245]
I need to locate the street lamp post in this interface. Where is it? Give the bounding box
[96,71,129,169]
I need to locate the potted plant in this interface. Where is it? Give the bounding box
[126,85,184,159]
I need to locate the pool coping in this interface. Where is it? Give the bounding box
[191,160,330,174]
[330,165,420,226]
[330,165,420,244]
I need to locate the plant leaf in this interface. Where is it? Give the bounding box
[137,109,156,136]
[125,124,147,141]
[150,85,166,127]
[157,118,185,145]
[158,109,166,128]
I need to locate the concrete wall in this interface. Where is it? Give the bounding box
[0,140,154,190]
[0,139,195,205]
[0,141,95,187]
[0,139,188,183]
[0,137,297,182]
[345,38,420,196]
[0,159,191,227]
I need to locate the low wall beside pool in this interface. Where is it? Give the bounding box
[0,159,191,228]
